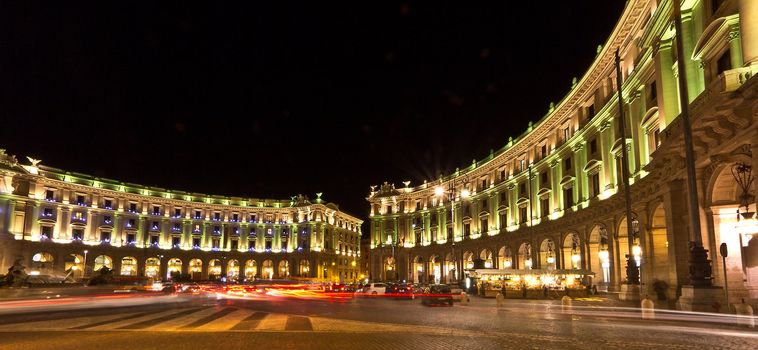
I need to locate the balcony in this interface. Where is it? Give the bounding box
[171,226,182,233]
[71,216,87,224]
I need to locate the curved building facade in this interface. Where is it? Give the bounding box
[0,154,363,283]
[368,0,758,309]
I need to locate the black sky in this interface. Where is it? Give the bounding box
[0,1,626,232]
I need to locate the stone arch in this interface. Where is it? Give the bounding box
[31,252,55,276]
[498,245,513,269]
[278,260,289,278]
[480,248,494,268]
[93,255,113,273]
[647,202,671,298]
[562,231,582,269]
[189,259,203,280]
[539,238,556,269]
[462,251,474,269]
[384,256,396,281]
[428,254,442,284]
[120,256,137,276]
[517,242,532,270]
[262,259,274,279]
[618,212,641,283]
[145,257,160,279]
[227,259,240,279]
[245,259,257,280]
[588,224,611,288]
[208,259,222,280]
[298,259,309,277]
[64,254,84,279]
[166,258,182,279]
[444,252,456,283]
[412,255,424,282]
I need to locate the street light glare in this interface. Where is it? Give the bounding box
[460,189,470,199]
[434,186,444,197]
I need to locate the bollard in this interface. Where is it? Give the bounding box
[641,297,655,319]
[496,291,504,308]
[734,298,755,328]
[561,295,572,313]
[460,292,469,306]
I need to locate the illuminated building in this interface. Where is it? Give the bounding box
[0,154,362,283]
[368,0,758,310]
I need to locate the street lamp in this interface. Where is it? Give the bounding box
[598,227,610,286]
[386,236,395,281]
[83,250,88,278]
[571,234,581,269]
[435,177,469,283]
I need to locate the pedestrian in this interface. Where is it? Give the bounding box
[543,285,548,298]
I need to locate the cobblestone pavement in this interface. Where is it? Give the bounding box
[0,294,755,349]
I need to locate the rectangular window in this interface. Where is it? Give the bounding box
[100,231,111,243]
[214,212,221,221]
[541,172,548,185]
[192,237,201,248]
[499,169,506,181]
[480,218,488,232]
[127,219,136,228]
[103,215,112,224]
[43,208,53,217]
[280,239,287,251]
[129,203,137,212]
[481,179,487,190]
[564,157,572,171]
[151,221,159,231]
[717,49,731,75]
[563,127,570,142]
[72,229,84,240]
[45,190,54,201]
[541,145,547,159]
[173,223,181,231]
[519,159,526,172]
[249,214,256,222]
[213,226,220,234]
[563,187,574,209]
[519,207,528,224]
[172,236,181,247]
[519,183,526,196]
[104,199,112,209]
[463,223,471,237]
[540,198,550,218]
[231,240,239,250]
[150,235,159,245]
[447,227,453,240]
[265,240,272,250]
[499,212,507,228]
[415,201,421,211]
[590,138,598,154]
[588,104,595,118]
[232,213,239,222]
[590,173,601,198]
[499,192,508,206]
[174,208,181,217]
[41,226,52,239]
[126,233,135,244]
[386,206,392,214]
[195,210,202,219]
[153,206,160,215]
[212,238,220,249]
[76,195,85,205]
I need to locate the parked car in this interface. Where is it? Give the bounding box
[359,282,387,295]
[421,284,453,306]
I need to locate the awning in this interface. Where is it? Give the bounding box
[467,268,595,277]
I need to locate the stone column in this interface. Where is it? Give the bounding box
[60,207,70,240]
[738,0,758,66]
[654,40,679,126]
[681,10,704,99]
[113,214,121,245]
[728,28,744,68]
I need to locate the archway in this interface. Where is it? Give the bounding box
[30,252,54,276]
[618,213,640,283]
[298,259,310,277]
[167,258,182,279]
[120,256,137,276]
[462,251,474,270]
[227,259,240,279]
[648,203,670,298]
[64,254,84,279]
[518,243,532,270]
[384,256,396,281]
[93,255,113,273]
[562,233,582,269]
[189,259,203,280]
[539,238,556,270]
[245,260,257,280]
[278,260,289,278]
[429,254,441,284]
[444,253,456,283]
[262,260,274,279]
[480,249,494,268]
[208,259,221,280]
[588,225,611,290]
[145,257,160,279]
[498,246,513,269]
[412,256,424,283]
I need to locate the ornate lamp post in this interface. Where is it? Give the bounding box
[571,234,581,269]
[598,227,610,287]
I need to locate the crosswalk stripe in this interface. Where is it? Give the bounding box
[146,307,224,331]
[194,309,252,331]
[229,311,268,331]
[0,312,140,331]
[118,308,205,329]
[255,313,289,331]
[284,316,313,331]
[180,307,238,330]
[71,311,157,330]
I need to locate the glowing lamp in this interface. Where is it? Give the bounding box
[525,258,533,269]
[598,250,609,261]
[632,244,642,258]
[461,189,470,199]
[434,187,445,197]
[503,260,512,268]
[571,253,581,265]
[547,256,555,264]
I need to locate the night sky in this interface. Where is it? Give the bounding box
[1,1,626,231]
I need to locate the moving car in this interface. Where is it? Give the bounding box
[387,283,414,299]
[359,282,387,295]
[421,284,453,306]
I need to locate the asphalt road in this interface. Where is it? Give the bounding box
[0,293,755,350]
